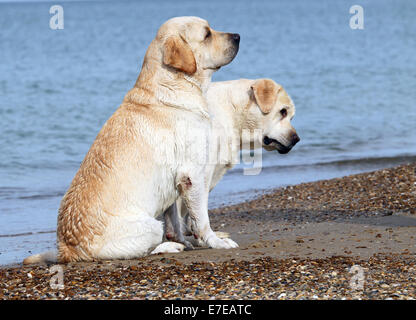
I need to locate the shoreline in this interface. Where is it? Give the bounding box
[1,162,415,299]
[209,153,416,209]
[1,153,415,267]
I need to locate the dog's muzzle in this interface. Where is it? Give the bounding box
[230,33,240,45]
[263,133,300,154]
[224,33,240,61]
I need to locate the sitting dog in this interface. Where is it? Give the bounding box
[163,79,300,247]
[23,16,240,264]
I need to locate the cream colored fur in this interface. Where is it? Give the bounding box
[23,16,240,264]
[164,79,300,247]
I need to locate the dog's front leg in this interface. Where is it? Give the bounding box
[177,173,238,250]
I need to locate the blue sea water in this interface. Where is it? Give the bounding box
[0,0,415,265]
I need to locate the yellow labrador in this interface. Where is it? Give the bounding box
[163,79,300,246]
[23,16,240,264]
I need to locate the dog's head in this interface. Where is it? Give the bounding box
[249,79,300,154]
[158,17,240,76]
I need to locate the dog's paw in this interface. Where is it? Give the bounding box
[222,237,239,248]
[215,231,230,239]
[165,233,194,250]
[150,242,185,254]
[185,236,205,248]
[182,239,195,251]
[206,234,238,249]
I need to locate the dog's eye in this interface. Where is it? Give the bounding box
[205,29,211,40]
[280,108,287,118]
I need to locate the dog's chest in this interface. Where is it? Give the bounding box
[174,113,211,163]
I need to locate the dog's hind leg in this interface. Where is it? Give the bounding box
[93,215,164,260]
[151,241,186,254]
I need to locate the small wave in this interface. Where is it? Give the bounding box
[228,154,416,175]
[0,190,65,201]
[17,192,64,200]
[0,187,25,196]
[316,155,416,167]
[0,230,55,238]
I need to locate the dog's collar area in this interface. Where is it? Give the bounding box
[183,74,203,92]
[158,97,210,119]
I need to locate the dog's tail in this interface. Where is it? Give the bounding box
[23,250,57,265]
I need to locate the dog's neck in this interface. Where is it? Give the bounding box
[128,56,212,119]
[209,82,259,148]
[157,73,211,119]
[183,74,203,92]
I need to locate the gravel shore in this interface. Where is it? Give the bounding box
[1,162,415,300]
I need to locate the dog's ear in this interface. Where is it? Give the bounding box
[163,36,197,75]
[251,79,281,114]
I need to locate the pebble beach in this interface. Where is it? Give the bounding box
[1,162,415,300]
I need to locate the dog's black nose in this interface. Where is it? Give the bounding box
[292,133,300,146]
[231,33,240,44]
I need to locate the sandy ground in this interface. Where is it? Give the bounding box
[1,162,415,299]
[153,161,416,264]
